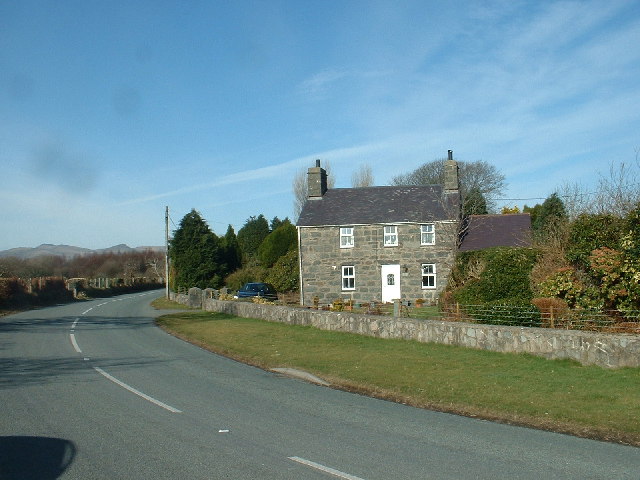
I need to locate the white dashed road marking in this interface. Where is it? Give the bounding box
[288,457,365,480]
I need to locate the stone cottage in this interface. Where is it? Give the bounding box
[296,152,462,306]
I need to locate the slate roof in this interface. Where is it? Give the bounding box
[296,185,458,226]
[458,214,532,251]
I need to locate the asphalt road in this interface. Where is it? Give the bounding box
[1,291,639,479]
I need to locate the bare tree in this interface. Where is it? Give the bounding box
[351,164,374,188]
[391,158,506,213]
[559,155,640,219]
[292,160,335,220]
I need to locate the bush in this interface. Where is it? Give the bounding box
[566,214,624,268]
[451,247,539,305]
[224,262,267,292]
[531,297,569,327]
[265,249,299,292]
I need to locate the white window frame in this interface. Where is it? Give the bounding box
[421,263,436,289]
[340,227,354,248]
[342,265,355,290]
[420,224,435,245]
[383,225,398,246]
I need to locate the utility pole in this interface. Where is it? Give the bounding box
[165,206,170,299]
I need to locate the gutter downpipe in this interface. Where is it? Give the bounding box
[297,226,304,306]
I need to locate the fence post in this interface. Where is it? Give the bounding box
[550,306,555,328]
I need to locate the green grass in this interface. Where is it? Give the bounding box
[155,305,640,446]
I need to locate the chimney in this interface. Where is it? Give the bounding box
[307,159,328,198]
[444,150,459,192]
[444,149,461,219]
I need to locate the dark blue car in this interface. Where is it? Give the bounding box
[236,282,278,301]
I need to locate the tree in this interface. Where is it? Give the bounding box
[526,193,568,237]
[257,220,297,268]
[351,164,374,188]
[391,157,506,213]
[292,160,335,220]
[559,156,640,219]
[236,214,270,262]
[501,205,521,214]
[270,216,287,232]
[169,209,224,290]
[221,225,242,273]
[462,187,488,215]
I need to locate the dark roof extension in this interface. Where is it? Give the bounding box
[297,185,458,227]
[458,214,532,251]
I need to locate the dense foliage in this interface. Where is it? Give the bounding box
[538,204,640,312]
[449,247,540,305]
[169,209,227,290]
[169,211,299,296]
[236,214,270,261]
[265,249,299,292]
[257,220,297,267]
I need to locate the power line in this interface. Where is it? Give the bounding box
[496,182,640,203]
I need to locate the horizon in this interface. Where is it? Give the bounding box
[2,1,639,251]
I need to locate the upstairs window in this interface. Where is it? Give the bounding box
[422,263,436,289]
[340,227,354,248]
[342,266,355,290]
[383,225,398,246]
[421,224,435,245]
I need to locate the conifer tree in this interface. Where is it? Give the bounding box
[169,209,224,290]
[237,214,270,262]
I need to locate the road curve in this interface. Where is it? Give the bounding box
[1,291,638,479]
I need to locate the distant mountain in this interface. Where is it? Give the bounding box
[0,244,164,260]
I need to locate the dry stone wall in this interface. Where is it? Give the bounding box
[170,290,640,368]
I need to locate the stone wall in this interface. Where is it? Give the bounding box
[170,290,640,369]
[298,221,457,306]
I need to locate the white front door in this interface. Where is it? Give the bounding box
[381,264,401,303]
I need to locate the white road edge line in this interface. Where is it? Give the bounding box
[70,333,82,353]
[72,318,80,329]
[82,308,93,315]
[93,366,182,413]
[288,457,365,480]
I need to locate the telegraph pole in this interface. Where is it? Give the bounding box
[165,206,170,299]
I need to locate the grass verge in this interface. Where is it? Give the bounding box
[154,302,640,446]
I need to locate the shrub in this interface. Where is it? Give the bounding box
[451,247,539,305]
[531,297,569,327]
[224,262,267,292]
[566,214,624,268]
[265,249,299,293]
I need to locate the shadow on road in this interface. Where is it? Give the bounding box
[0,314,154,334]
[0,436,76,479]
[0,355,174,389]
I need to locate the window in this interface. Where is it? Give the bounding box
[340,227,354,248]
[421,224,435,245]
[421,263,436,289]
[342,265,355,290]
[383,225,398,246]
[387,273,395,286]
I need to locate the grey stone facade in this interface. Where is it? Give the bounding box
[298,221,457,306]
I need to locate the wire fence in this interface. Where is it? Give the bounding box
[440,303,640,334]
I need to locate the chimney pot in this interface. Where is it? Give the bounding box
[448,150,453,161]
[315,159,321,167]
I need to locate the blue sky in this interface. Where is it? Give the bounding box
[1,0,639,250]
